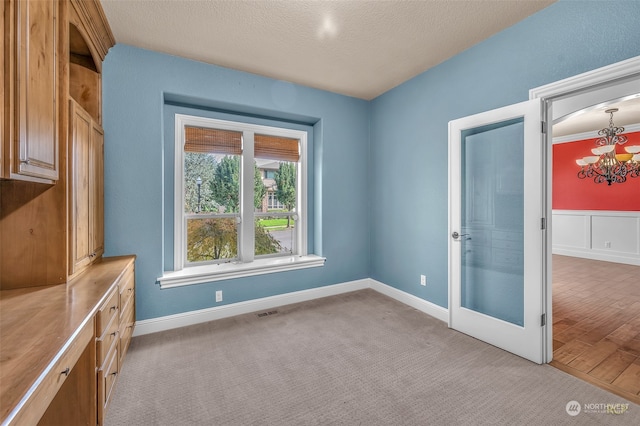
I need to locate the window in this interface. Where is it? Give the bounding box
[267,192,285,210]
[160,114,324,288]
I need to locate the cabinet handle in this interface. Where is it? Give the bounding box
[111,371,118,377]
[111,331,117,337]
[61,367,70,376]
[110,306,117,312]
[20,160,30,165]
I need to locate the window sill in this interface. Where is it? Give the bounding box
[158,255,326,289]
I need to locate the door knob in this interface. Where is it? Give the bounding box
[452,232,470,239]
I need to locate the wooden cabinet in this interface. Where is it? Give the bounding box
[2,0,60,182]
[97,260,135,426]
[0,256,135,426]
[0,0,114,289]
[69,99,104,277]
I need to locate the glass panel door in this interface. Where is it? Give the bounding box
[449,99,545,364]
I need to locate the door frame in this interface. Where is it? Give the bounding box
[529,55,640,362]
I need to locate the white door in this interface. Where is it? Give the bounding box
[448,99,545,364]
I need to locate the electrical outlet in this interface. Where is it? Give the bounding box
[420,275,427,286]
[605,241,611,248]
[215,290,223,302]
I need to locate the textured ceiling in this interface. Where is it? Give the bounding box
[101,0,555,100]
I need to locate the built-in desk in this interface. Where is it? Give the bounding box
[0,255,135,425]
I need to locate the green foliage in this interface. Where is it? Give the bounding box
[255,225,282,255]
[187,218,237,262]
[257,218,290,229]
[185,154,283,261]
[210,156,240,213]
[254,163,266,209]
[184,152,218,213]
[274,162,296,227]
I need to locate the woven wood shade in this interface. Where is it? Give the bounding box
[184,126,242,155]
[255,134,299,162]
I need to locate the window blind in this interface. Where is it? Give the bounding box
[255,134,300,162]
[184,126,242,155]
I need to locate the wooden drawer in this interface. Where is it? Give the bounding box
[118,264,135,321]
[96,288,118,337]
[119,300,135,368]
[96,313,118,367]
[7,319,94,426]
[97,342,119,424]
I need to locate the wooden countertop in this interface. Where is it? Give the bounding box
[0,255,135,424]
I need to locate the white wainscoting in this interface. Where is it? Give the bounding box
[134,279,448,336]
[552,210,640,266]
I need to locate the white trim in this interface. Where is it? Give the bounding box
[552,247,640,267]
[529,54,640,363]
[369,279,448,323]
[158,254,326,288]
[529,56,640,100]
[172,114,310,273]
[136,279,370,336]
[134,278,448,336]
[553,123,640,144]
[554,209,640,218]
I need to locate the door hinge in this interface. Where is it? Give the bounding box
[541,217,546,230]
[541,313,546,326]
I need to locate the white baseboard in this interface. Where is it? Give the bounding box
[134,279,369,336]
[369,279,449,323]
[552,247,640,266]
[134,278,449,336]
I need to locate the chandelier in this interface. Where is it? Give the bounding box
[576,108,640,185]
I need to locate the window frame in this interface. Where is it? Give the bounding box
[159,114,324,288]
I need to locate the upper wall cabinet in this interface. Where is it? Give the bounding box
[68,0,114,125]
[2,0,61,183]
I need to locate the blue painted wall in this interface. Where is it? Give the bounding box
[104,0,640,321]
[102,46,370,321]
[369,0,640,308]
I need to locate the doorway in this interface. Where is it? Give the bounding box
[531,56,640,403]
[447,56,640,376]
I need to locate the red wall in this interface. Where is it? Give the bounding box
[553,131,640,211]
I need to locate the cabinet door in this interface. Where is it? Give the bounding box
[90,122,105,260]
[70,100,92,274]
[70,100,104,276]
[14,0,59,181]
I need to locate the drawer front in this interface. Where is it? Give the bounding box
[118,264,135,321]
[119,301,135,368]
[9,319,94,426]
[96,313,119,367]
[97,342,119,424]
[96,288,119,337]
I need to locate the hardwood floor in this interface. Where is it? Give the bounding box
[551,255,640,405]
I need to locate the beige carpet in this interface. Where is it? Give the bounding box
[106,289,640,425]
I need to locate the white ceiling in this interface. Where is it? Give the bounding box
[100,0,556,100]
[553,96,640,138]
